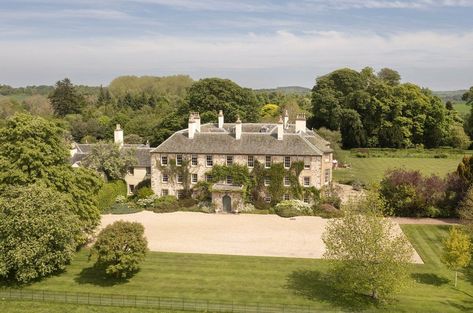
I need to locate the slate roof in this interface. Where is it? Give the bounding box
[152,123,332,156]
[70,143,152,167]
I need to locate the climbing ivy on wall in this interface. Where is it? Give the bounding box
[157,158,191,197]
[206,160,317,207]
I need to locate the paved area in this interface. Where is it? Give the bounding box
[101,211,423,263]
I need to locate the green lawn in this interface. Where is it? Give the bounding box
[0,224,467,312]
[453,102,470,117]
[333,153,464,185]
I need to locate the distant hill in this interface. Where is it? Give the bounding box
[433,90,467,102]
[255,86,311,95]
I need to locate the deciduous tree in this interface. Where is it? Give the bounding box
[442,226,471,287]
[323,196,413,300]
[0,185,81,283]
[90,221,148,278]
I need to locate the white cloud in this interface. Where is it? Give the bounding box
[0,9,130,20]
[0,30,472,89]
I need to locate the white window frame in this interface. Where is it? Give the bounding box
[176,154,183,166]
[191,173,198,183]
[247,155,254,168]
[303,176,310,187]
[284,156,291,169]
[161,189,169,196]
[162,174,169,183]
[206,155,213,167]
[284,176,290,186]
[191,154,198,166]
[303,195,310,204]
[304,158,311,169]
[177,174,184,184]
[264,196,271,203]
[264,177,270,186]
[283,194,290,200]
[226,155,234,166]
[265,156,271,168]
[226,176,233,185]
[161,155,168,166]
[206,174,213,182]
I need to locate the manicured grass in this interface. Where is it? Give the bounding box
[453,102,470,117]
[333,153,463,185]
[3,225,468,312]
[0,300,172,313]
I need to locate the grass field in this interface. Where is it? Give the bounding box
[333,152,464,185]
[453,102,470,116]
[0,225,467,312]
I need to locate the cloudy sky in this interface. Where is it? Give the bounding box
[1,0,473,90]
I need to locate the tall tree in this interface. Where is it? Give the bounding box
[442,226,472,287]
[0,184,81,283]
[323,195,413,300]
[0,113,102,235]
[82,142,137,181]
[377,68,401,86]
[187,78,260,122]
[49,78,85,116]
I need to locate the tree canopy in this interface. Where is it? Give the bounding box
[90,221,148,278]
[0,185,81,283]
[323,195,413,300]
[0,113,102,235]
[49,78,85,116]
[187,78,260,123]
[311,68,459,148]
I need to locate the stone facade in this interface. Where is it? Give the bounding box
[150,111,333,210]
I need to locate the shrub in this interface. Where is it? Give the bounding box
[320,185,342,209]
[97,180,127,212]
[379,169,447,217]
[273,200,313,217]
[136,186,154,199]
[240,203,257,213]
[197,201,215,213]
[313,203,343,218]
[109,202,143,214]
[91,221,147,279]
[178,198,198,208]
[150,195,180,213]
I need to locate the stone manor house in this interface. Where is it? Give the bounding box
[150,111,333,212]
[69,111,333,212]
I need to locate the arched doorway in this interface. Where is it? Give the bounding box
[222,195,232,213]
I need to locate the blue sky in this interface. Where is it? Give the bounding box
[1,0,473,90]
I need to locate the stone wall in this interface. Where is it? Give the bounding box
[150,153,332,198]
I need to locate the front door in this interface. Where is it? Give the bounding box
[222,195,232,213]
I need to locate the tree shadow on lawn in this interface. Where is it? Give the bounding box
[286,270,381,311]
[74,266,135,287]
[411,273,449,286]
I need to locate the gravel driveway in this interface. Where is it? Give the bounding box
[100,211,423,263]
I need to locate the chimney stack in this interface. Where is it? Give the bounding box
[192,112,201,132]
[235,115,242,140]
[283,109,289,129]
[114,124,124,148]
[295,113,306,133]
[218,110,224,128]
[277,116,284,140]
[188,115,196,139]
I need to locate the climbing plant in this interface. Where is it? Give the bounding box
[157,158,191,197]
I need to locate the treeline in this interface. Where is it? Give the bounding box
[1,68,472,150]
[311,67,468,149]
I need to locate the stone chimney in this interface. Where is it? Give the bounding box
[295,113,306,133]
[188,115,196,139]
[277,116,284,140]
[218,110,224,128]
[114,124,124,147]
[235,115,242,140]
[283,109,289,129]
[192,112,201,132]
